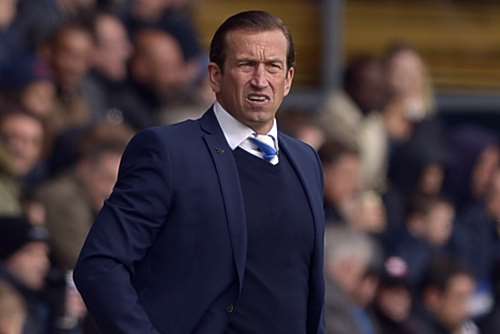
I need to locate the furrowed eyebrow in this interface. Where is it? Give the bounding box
[235,57,284,64]
[266,60,284,66]
[237,58,257,64]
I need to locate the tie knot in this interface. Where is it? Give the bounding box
[248,135,277,162]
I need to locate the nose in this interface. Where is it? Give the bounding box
[250,64,269,89]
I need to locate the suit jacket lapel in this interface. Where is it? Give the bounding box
[199,109,247,293]
[278,134,323,249]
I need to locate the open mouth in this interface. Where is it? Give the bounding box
[246,93,270,105]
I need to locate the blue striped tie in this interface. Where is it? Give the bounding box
[248,136,278,162]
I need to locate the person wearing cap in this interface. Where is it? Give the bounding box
[414,257,478,334]
[372,256,419,334]
[0,54,55,120]
[0,216,50,333]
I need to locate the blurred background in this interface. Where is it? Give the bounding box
[0,0,499,333]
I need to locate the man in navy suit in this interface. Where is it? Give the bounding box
[74,10,325,334]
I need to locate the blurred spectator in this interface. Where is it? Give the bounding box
[345,190,387,236]
[0,279,26,334]
[86,12,153,130]
[325,225,381,334]
[372,257,419,334]
[122,0,208,120]
[36,123,132,270]
[360,44,441,193]
[423,198,455,248]
[0,216,50,333]
[0,136,20,215]
[358,105,389,192]
[278,108,325,150]
[453,167,500,316]
[0,54,56,120]
[44,20,98,134]
[319,55,388,148]
[0,109,45,215]
[14,0,96,51]
[0,110,45,176]
[382,43,440,158]
[320,55,388,190]
[414,257,478,334]
[91,12,131,82]
[319,141,361,225]
[385,43,435,122]
[123,0,202,64]
[21,192,47,227]
[126,28,204,124]
[384,118,448,231]
[393,196,456,286]
[445,126,499,211]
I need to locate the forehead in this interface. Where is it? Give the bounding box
[56,30,93,52]
[224,29,288,59]
[1,114,41,131]
[448,274,474,289]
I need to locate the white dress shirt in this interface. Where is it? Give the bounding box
[213,102,279,165]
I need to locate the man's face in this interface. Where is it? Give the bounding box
[435,274,475,330]
[79,152,122,211]
[352,61,387,113]
[324,154,361,207]
[387,50,425,98]
[94,16,131,81]
[52,29,94,92]
[132,32,187,97]
[425,202,454,246]
[21,81,56,118]
[0,114,44,176]
[377,286,412,322]
[5,242,49,290]
[208,29,294,134]
[147,35,186,95]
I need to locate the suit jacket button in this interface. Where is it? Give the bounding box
[226,304,235,313]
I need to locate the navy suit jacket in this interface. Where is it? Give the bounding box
[74,108,325,334]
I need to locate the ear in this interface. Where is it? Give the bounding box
[284,66,295,96]
[208,62,223,94]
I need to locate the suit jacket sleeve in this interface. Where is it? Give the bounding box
[312,145,326,334]
[73,128,172,333]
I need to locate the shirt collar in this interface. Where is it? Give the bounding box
[213,101,278,150]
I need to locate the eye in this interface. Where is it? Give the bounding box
[267,62,283,73]
[238,61,255,70]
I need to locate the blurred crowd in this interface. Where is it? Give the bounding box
[292,46,500,334]
[0,0,499,333]
[0,0,213,332]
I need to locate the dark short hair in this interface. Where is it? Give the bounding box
[49,19,96,48]
[342,55,381,93]
[78,122,133,162]
[318,140,359,166]
[406,194,453,218]
[420,256,473,294]
[209,10,295,71]
[0,105,44,130]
